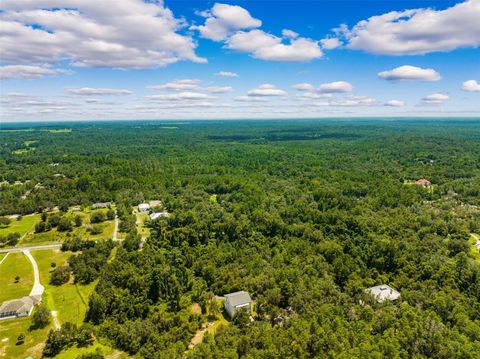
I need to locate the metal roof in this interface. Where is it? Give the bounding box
[225,291,252,307]
[365,284,400,303]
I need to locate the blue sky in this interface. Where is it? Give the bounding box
[0,0,479,121]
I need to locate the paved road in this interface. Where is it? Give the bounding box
[0,243,62,254]
[23,249,44,297]
[0,252,10,265]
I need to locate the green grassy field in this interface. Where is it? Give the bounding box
[20,211,115,245]
[135,211,150,238]
[46,129,72,133]
[0,252,33,303]
[0,253,6,263]
[31,249,96,325]
[470,234,480,261]
[0,316,52,359]
[0,214,40,238]
[55,342,129,359]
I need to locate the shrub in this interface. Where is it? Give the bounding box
[50,266,71,285]
[90,211,106,224]
[30,304,50,329]
[58,217,73,232]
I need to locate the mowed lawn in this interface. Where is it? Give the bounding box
[0,316,52,359]
[0,214,40,238]
[32,249,97,326]
[0,252,33,303]
[21,216,115,246]
[55,342,129,359]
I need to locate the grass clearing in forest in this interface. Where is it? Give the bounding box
[0,252,34,303]
[0,316,52,359]
[55,341,129,359]
[0,214,40,238]
[32,249,96,325]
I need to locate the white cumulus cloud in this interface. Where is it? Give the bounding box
[66,87,132,96]
[378,65,441,81]
[0,65,71,79]
[462,80,480,92]
[146,79,201,91]
[384,100,406,107]
[292,83,315,91]
[0,0,205,69]
[247,84,287,97]
[146,92,211,101]
[320,38,341,50]
[192,3,261,41]
[319,81,353,93]
[193,4,322,62]
[216,71,238,77]
[421,93,449,105]
[315,96,377,107]
[336,0,480,55]
[227,29,322,62]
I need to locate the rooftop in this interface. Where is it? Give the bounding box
[0,296,34,314]
[365,285,400,303]
[225,291,252,307]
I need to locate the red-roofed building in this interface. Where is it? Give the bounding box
[415,179,431,186]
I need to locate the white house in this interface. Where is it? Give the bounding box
[365,284,400,303]
[150,212,170,220]
[138,203,150,213]
[224,291,252,318]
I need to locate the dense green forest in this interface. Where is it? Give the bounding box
[1,119,480,358]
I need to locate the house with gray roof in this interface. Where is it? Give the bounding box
[365,284,400,303]
[224,291,252,318]
[92,202,111,209]
[0,296,35,319]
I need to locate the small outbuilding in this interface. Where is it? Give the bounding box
[150,212,170,220]
[0,296,35,319]
[365,284,400,303]
[224,291,252,318]
[415,179,431,186]
[92,202,111,209]
[138,203,150,213]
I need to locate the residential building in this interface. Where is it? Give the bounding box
[224,291,252,318]
[365,284,400,303]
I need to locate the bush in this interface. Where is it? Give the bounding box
[106,209,115,220]
[77,348,104,359]
[50,266,71,285]
[75,215,83,227]
[35,221,47,233]
[90,211,106,224]
[89,225,103,235]
[30,304,50,329]
[0,232,20,246]
[0,217,10,227]
[48,214,61,227]
[58,217,73,232]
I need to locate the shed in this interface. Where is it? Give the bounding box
[415,179,431,186]
[92,202,111,209]
[138,203,150,213]
[365,284,400,303]
[224,291,252,318]
[150,212,170,220]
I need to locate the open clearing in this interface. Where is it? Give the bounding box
[0,252,33,303]
[0,214,40,238]
[32,249,96,325]
[0,316,51,359]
